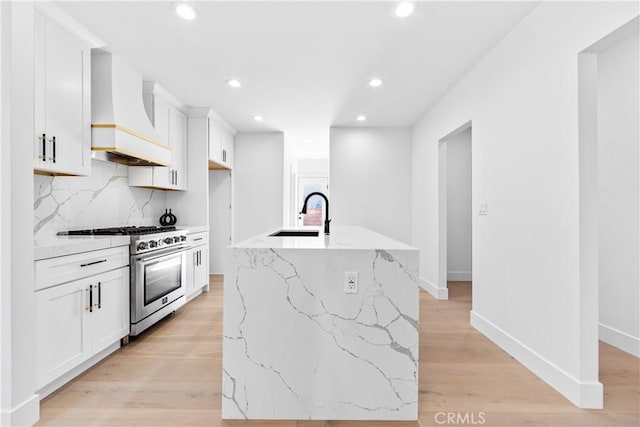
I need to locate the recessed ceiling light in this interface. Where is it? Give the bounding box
[356,115,367,122]
[395,1,415,18]
[253,115,264,122]
[226,79,242,88]
[369,78,383,87]
[173,2,198,20]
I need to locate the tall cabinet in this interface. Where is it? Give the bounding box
[208,113,235,273]
[129,82,188,190]
[166,108,234,276]
[33,10,91,176]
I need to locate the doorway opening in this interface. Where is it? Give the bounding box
[438,121,472,301]
[578,15,639,407]
[290,158,329,227]
[296,176,329,227]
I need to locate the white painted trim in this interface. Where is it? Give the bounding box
[0,393,39,427]
[186,107,236,134]
[447,271,472,281]
[599,323,640,357]
[143,81,189,113]
[187,107,210,118]
[419,276,448,300]
[471,311,603,409]
[35,2,105,48]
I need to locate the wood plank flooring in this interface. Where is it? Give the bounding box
[37,278,639,427]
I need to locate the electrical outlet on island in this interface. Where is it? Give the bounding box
[344,271,358,294]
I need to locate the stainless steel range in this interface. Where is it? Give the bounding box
[59,226,189,336]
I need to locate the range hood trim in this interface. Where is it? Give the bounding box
[91,123,172,150]
[91,146,172,167]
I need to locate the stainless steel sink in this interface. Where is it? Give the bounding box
[269,230,319,237]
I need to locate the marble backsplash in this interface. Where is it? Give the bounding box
[34,160,166,239]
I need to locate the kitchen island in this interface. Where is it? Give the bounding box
[222,226,419,421]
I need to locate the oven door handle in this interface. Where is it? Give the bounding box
[134,247,186,263]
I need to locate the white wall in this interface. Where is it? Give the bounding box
[597,31,640,357]
[446,128,472,281]
[330,127,412,243]
[233,132,284,242]
[410,2,638,408]
[297,158,329,177]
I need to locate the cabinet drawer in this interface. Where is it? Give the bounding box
[187,231,208,246]
[35,246,129,290]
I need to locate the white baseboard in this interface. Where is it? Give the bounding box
[471,310,603,409]
[38,341,121,400]
[599,323,640,357]
[1,393,39,427]
[447,271,472,281]
[419,276,448,300]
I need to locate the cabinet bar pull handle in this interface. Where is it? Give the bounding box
[197,250,200,266]
[175,170,178,186]
[193,237,203,242]
[80,259,107,267]
[52,136,56,163]
[97,282,101,309]
[88,284,93,312]
[40,133,46,161]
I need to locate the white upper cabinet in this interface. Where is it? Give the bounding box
[170,107,188,190]
[129,83,188,190]
[33,11,91,176]
[208,116,234,170]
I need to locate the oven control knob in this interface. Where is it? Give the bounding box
[137,241,148,251]
[149,240,157,248]
[157,239,164,247]
[180,235,187,242]
[164,237,173,245]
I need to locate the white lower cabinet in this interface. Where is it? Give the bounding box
[186,231,209,300]
[35,264,129,391]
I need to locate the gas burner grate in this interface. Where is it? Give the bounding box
[58,225,177,236]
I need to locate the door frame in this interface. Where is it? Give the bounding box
[437,120,472,300]
[295,175,329,227]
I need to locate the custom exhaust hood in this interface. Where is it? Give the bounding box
[91,52,172,167]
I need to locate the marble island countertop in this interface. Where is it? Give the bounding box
[233,225,416,251]
[223,225,420,420]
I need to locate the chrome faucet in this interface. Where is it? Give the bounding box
[300,191,331,235]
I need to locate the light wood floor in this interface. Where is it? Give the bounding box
[37,278,639,427]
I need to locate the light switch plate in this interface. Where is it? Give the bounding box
[344,272,358,294]
[477,201,487,215]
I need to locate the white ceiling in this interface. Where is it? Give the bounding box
[58,1,537,156]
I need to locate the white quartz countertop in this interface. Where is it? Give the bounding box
[177,225,209,234]
[34,235,131,261]
[232,226,417,250]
